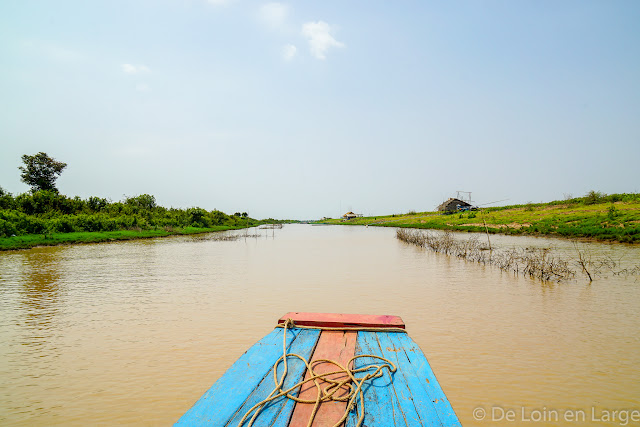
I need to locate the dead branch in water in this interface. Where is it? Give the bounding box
[397,229,639,282]
[396,228,573,282]
[191,233,262,241]
[573,242,594,281]
[572,242,640,279]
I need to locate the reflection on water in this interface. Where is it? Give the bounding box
[20,250,63,340]
[0,225,639,426]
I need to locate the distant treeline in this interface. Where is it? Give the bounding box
[0,189,284,237]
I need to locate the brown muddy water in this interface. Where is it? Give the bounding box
[1,225,639,426]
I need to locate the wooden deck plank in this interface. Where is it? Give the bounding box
[375,332,445,426]
[345,332,406,427]
[387,333,461,426]
[225,328,322,427]
[279,312,405,329]
[288,331,357,427]
[175,328,309,426]
[176,314,460,427]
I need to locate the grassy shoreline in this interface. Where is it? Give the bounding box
[0,225,248,251]
[0,190,289,251]
[320,194,640,244]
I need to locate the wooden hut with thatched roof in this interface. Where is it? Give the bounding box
[437,198,472,213]
[342,211,358,220]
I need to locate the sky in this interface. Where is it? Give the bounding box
[1,1,639,219]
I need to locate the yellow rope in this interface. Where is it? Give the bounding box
[237,319,405,427]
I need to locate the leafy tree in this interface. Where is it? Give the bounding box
[242,212,248,218]
[188,208,209,227]
[125,194,157,210]
[210,210,229,226]
[19,152,67,193]
[0,186,15,210]
[87,196,109,212]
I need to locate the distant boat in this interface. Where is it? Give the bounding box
[176,312,461,426]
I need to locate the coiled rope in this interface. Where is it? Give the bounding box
[237,319,406,427]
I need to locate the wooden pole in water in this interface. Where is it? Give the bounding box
[482,213,492,252]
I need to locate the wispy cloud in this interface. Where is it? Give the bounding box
[301,21,344,60]
[282,44,297,61]
[121,64,150,74]
[260,2,288,29]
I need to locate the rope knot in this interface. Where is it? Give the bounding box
[239,319,399,427]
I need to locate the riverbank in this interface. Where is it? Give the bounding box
[0,225,250,251]
[0,190,288,250]
[320,193,640,243]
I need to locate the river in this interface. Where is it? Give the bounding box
[1,225,639,426]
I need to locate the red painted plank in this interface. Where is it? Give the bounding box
[289,331,358,427]
[278,312,405,329]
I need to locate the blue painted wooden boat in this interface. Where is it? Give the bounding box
[176,312,461,426]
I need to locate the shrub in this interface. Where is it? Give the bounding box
[87,196,108,212]
[0,190,258,238]
[584,190,604,205]
[0,187,15,210]
[210,210,229,226]
[124,194,157,211]
[0,218,17,237]
[188,208,210,228]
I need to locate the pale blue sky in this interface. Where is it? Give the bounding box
[1,1,639,219]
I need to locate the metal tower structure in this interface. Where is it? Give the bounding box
[456,191,473,204]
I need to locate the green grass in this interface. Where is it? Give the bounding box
[0,225,246,251]
[320,194,640,244]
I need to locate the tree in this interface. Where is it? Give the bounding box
[124,194,157,210]
[19,152,67,193]
[0,186,15,210]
